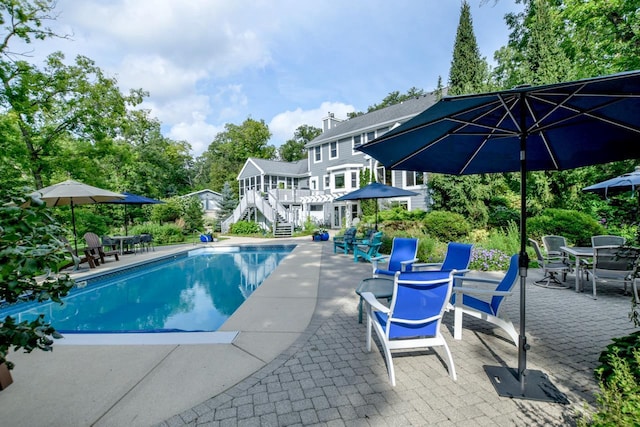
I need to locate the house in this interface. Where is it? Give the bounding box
[223,91,443,234]
[181,189,223,218]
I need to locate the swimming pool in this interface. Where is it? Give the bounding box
[0,245,295,343]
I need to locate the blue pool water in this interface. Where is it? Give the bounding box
[0,245,295,334]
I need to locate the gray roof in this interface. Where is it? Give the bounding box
[307,91,443,147]
[248,158,308,176]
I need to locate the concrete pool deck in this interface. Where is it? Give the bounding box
[0,235,637,426]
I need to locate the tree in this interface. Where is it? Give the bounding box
[195,118,274,192]
[0,0,61,57]
[0,52,146,189]
[435,0,502,224]
[0,186,75,369]
[278,124,321,162]
[561,0,640,78]
[493,0,571,88]
[217,181,238,223]
[448,1,489,95]
[367,87,426,112]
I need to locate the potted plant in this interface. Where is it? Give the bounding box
[312,228,329,241]
[0,187,76,389]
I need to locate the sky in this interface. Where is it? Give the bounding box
[19,0,523,157]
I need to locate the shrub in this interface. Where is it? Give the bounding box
[129,223,185,244]
[230,220,262,235]
[579,337,640,426]
[422,210,471,242]
[527,208,605,246]
[150,197,182,224]
[488,205,520,228]
[596,331,640,386]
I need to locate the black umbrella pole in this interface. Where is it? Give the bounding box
[71,201,78,254]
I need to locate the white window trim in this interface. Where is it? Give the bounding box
[329,141,338,159]
[314,146,322,163]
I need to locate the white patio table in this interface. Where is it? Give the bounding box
[559,246,593,292]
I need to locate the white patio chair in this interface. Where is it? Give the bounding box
[452,254,519,346]
[361,270,457,386]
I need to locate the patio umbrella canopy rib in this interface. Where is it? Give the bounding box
[358,70,640,403]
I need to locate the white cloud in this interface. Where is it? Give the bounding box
[167,119,222,158]
[269,102,356,146]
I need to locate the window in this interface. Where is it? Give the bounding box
[406,171,425,187]
[310,177,318,190]
[353,134,362,149]
[376,165,392,185]
[310,204,323,211]
[351,171,358,188]
[335,173,345,189]
[324,175,330,188]
[314,146,321,162]
[330,141,338,159]
[366,131,375,142]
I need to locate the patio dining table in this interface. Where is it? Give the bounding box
[110,235,135,255]
[559,246,593,292]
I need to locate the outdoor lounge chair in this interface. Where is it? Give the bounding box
[60,236,99,270]
[353,231,383,263]
[371,237,419,278]
[529,238,570,288]
[361,269,457,386]
[452,254,519,346]
[333,226,357,254]
[586,245,640,299]
[413,242,473,274]
[83,232,120,264]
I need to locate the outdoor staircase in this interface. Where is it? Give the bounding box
[274,223,294,238]
[221,190,293,236]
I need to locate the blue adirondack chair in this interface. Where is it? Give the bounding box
[333,226,358,254]
[353,231,383,263]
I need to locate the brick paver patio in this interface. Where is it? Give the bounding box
[158,242,637,427]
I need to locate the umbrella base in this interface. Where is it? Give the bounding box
[484,366,569,404]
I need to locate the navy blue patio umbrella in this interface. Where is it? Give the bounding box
[358,70,640,403]
[583,166,640,198]
[102,191,164,235]
[335,182,418,230]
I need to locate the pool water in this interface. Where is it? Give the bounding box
[1,245,294,334]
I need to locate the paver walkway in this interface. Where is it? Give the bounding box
[158,242,638,426]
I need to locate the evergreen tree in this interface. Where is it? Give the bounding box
[448,1,487,95]
[437,0,501,225]
[217,181,238,222]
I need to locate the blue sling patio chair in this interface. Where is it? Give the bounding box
[371,237,419,278]
[451,254,519,346]
[361,270,457,386]
[333,226,357,254]
[413,242,473,274]
[353,231,384,263]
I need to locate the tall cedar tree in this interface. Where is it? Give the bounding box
[448,1,484,96]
